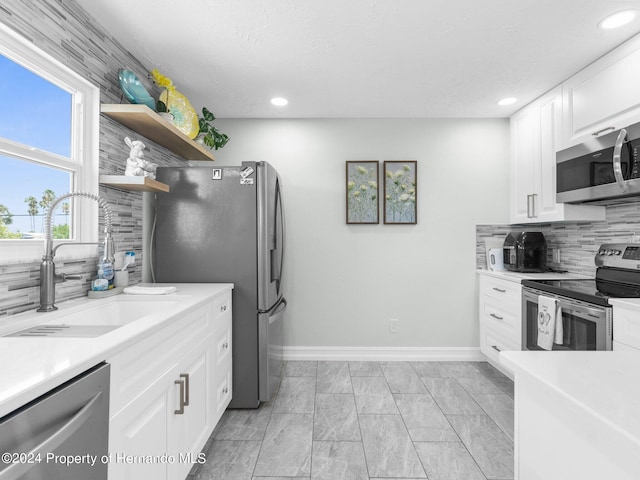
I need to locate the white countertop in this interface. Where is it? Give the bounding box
[499,351,640,448]
[609,297,640,311]
[477,269,591,282]
[0,283,233,418]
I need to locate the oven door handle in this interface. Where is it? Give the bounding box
[613,128,629,193]
[523,290,607,320]
[563,307,606,320]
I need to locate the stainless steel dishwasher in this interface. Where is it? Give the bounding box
[0,363,110,480]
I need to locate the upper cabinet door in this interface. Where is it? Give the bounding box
[509,102,538,224]
[562,34,640,149]
[510,87,606,224]
[537,88,563,219]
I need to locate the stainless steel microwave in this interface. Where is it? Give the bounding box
[556,121,640,203]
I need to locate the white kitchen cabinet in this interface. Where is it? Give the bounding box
[107,291,233,480]
[510,87,605,224]
[212,292,233,423]
[108,366,173,479]
[109,338,210,480]
[613,340,638,351]
[168,338,211,480]
[562,33,640,148]
[611,303,640,351]
[510,99,537,223]
[478,274,522,378]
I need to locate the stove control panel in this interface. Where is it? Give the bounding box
[595,244,640,269]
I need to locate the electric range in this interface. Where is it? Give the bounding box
[521,243,640,351]
[522,243,640,306]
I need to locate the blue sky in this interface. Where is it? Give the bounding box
[0,54,72,233]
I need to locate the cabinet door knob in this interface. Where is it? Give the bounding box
[222,386,228,394]
[222,341,229,349]
[180,373,190,406]
[220,304,227,312]
[174,379,186,415]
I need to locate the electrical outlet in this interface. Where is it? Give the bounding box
[389,319,399,333]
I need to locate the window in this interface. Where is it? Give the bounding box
[0,22,99,262]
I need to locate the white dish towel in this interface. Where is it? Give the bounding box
[537,295,563,350]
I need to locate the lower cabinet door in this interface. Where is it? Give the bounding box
[168,339,212,480]
[213,321,232,369]
[109,340,213,480]
[479,326,519,378]
[213,364,232,423]
[108,369,175,480]
[212,318,232,424]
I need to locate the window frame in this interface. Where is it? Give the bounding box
[0,22,100,263]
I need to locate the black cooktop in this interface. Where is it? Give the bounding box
[522,276,640,307]
[522,279,608,306]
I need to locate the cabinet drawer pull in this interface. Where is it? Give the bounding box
[492,287,506,293]
[592,126,615,137]
[491,345,502,352]
[180,373,190,406]
[174,379,186,415]
[490,313,504,320]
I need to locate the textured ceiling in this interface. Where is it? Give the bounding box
[76,0,640,118]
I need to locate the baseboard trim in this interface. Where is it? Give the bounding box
[283,346,484,362]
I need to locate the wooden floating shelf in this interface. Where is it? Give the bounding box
[99,175,170,193]
[101,104,215,162]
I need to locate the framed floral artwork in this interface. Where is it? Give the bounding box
[383,161,417,224]
[346,161,379,224]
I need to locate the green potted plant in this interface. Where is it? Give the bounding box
[197,107,229,150]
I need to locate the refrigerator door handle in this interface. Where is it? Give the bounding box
[271,297,287,318]
[271,179,285,289]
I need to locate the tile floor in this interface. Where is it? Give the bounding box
[189,361,514,480]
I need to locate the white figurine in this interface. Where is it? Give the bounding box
[124,137,157,178]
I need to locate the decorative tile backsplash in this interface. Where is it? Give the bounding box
[476,199,640,276]
[0,0,186,316]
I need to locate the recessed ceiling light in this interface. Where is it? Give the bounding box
[271,97,288,106]
[599,10,637,30]
[498,97,517,106]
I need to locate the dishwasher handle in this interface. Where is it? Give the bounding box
[0,391,102,480]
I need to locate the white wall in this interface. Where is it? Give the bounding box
[208,118,510,351]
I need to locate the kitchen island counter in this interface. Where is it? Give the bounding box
[500,351,640,479]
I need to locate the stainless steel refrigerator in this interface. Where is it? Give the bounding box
[153,162,286,408]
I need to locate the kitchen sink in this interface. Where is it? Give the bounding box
[7,324,122,338]
[4,296,181,338]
